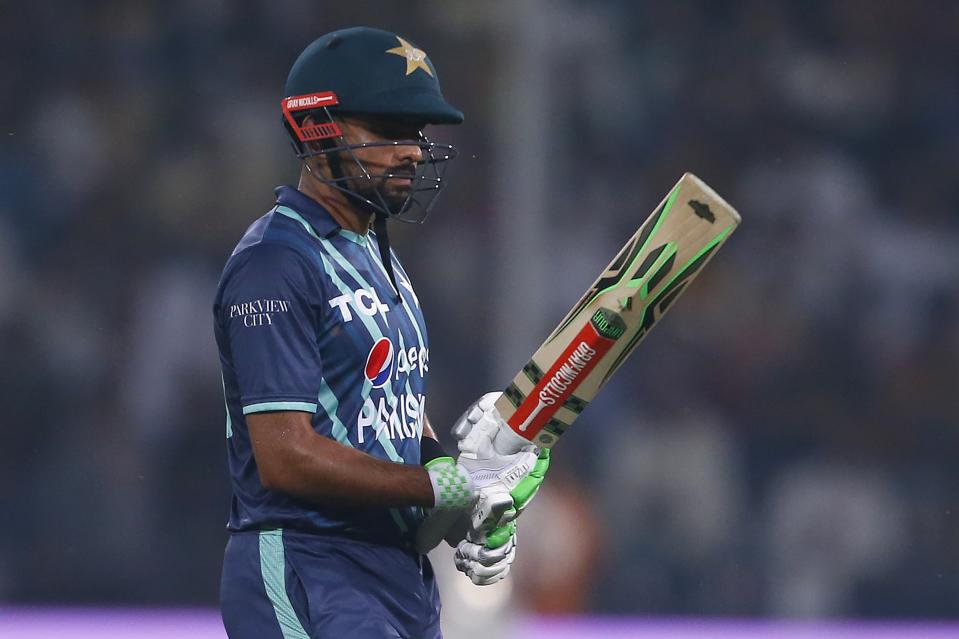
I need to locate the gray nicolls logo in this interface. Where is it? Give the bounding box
[501,460,532,486]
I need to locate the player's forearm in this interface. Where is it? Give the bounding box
[250,412,435,508]
[278,437,435,507]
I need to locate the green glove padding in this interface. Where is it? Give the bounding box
[511,448,550,511]
[484,520,517,549]
[481,448,551,548]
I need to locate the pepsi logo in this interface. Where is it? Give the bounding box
[365,338,394,388]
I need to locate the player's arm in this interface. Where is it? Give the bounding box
[249,410,435,507]
[249,409,534,513]
[222,244,436,508]
[222,244,533,513]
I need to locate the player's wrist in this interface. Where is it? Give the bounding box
[426,457,475,510]
[420,436,447,465]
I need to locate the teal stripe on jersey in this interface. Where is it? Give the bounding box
[314,249,404,463]
[364,239,429,438]
[243,401,318,415]
[317,378,352,446]
[275,206,314,236]
[222,374,233,439]
[275,207,398,454]
[391,257,422,309]
[317,241,424,533]
[364,239,426,349]
[318,240,426,446]
[277,205,417,533]
[338,228,368,245]
[258,529,310,639]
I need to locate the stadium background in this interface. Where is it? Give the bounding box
[1,1,957,637]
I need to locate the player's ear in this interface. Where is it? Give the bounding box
[300,113,327,156]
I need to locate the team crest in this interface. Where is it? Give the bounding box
[385,36,433,77]
[365,338,394,388]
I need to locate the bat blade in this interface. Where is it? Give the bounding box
[496,173,741,448]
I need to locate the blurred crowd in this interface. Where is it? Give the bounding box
[1,0,956,619]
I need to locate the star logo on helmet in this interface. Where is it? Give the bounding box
[386,36,434,77]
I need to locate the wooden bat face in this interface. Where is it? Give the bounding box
[496,173,741,448]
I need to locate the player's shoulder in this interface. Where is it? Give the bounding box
[218,210,321,291]
[231,206,321,258]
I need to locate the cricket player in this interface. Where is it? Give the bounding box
[214,27,548,639]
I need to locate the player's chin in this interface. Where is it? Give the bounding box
[383,184,413,202]
[379,190,413,215]
[384,179,414,196]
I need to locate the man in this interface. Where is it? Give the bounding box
[214,27,548,639]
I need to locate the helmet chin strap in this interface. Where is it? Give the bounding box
[372,213,402,304]
[316,151,404,304]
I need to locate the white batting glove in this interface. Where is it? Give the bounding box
[415,393,546,553]
[454,392,550,533]
[453,392,534,456]
[454,529,518,586]
[425,445,536,524]
[455,432,538,537]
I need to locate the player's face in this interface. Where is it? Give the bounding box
[336,115,426,214]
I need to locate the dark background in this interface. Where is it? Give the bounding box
[1,0,956,618]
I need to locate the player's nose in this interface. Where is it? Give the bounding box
[395,140,423,165]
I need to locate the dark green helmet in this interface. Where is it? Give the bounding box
[283,26,463,126]
[280,28,462,301]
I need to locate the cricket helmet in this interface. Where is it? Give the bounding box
[280,27,462,303]
[284,26,464,126]
[280,27,460,221]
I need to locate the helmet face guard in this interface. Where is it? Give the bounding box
[282,92,457,223]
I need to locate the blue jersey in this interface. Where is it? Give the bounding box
[214,186,430,544]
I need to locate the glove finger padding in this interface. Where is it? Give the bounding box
[483,520,517,550]
[454,534,517,586]
[451,392,500,441]
[471,484,515,534]
[467,561,513,585]
[458,531,515,564]
[456,559,512,586]
[482,567,511,585]
[510,448,551,514]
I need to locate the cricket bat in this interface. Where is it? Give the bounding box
[416,173,739,552]
[496,172,740,449]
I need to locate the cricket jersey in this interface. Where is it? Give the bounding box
[213,186,429,544]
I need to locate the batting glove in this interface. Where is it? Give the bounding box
[455,392,550,527]
[424,442,537,521]
[454,524,518,586]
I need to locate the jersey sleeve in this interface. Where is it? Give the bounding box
[218,243,324,415]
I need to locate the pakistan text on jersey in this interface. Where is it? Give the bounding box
[230,299,291,327]
[356,393,426,444]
